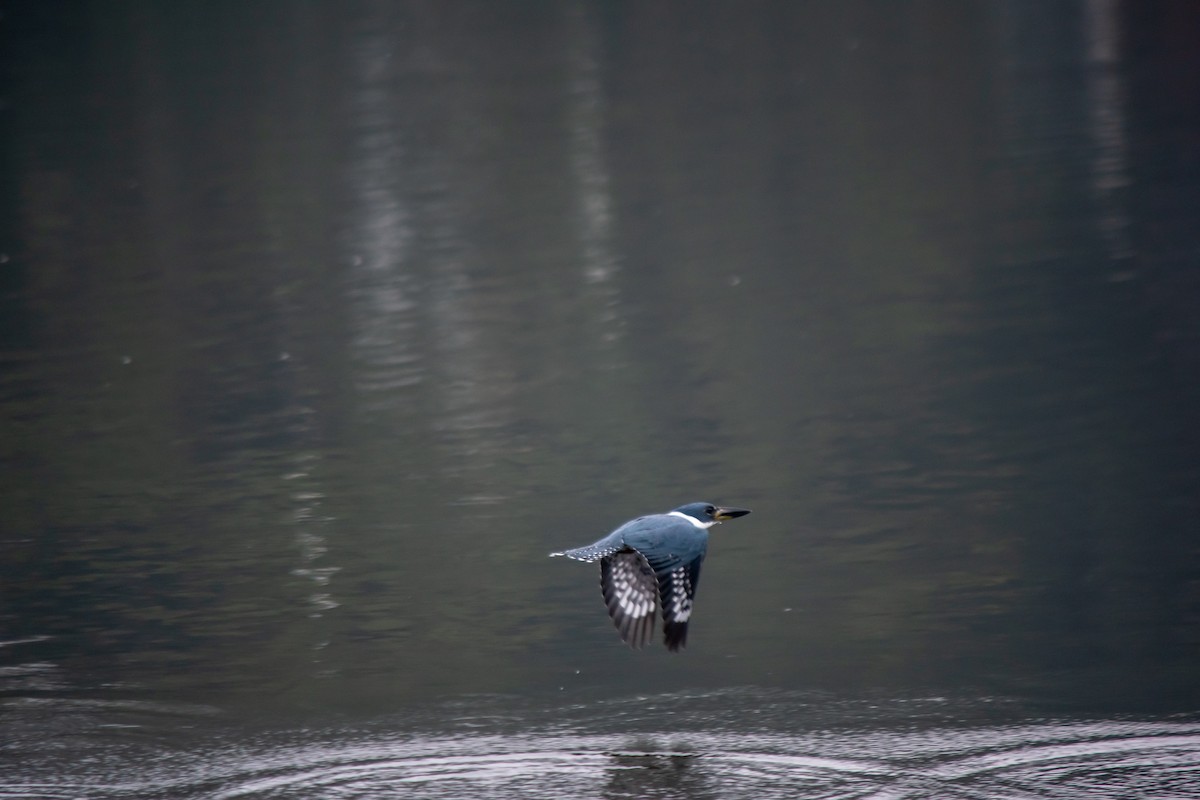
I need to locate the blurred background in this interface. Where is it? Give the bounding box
[2,1,1199,796]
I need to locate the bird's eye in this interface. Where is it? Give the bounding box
[705,505,716,515]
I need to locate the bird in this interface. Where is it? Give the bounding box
[550,502,751,652]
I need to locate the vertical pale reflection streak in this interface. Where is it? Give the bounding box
[246,9,348,638]
[282,4,417,659]
[418,92,513,499]
[565,1,624,344]
[341,5,512,504]
[286,451,339,621]
[1083,0,1133,272]
[344,8,420,409]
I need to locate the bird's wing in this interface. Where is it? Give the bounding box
[618,515,708,651]
[658,557,702,652]
[600,548,659,648]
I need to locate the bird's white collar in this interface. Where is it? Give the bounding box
[668,510,717,529]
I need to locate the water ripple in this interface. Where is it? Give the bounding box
[3,697,1199,799]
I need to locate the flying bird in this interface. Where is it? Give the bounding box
[550,502,751,651]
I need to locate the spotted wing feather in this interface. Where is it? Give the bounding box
[600,548,659,648]
[658,558,702,652]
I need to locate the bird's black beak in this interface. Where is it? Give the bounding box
[713,506,751,522]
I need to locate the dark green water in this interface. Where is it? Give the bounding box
[2,1,1199,796]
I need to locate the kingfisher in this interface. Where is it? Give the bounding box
[550,502,751,652]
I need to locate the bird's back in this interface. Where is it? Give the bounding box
[549,512,707,571]
[619,513,709,574]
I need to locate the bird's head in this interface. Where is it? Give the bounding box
[672,502,751,526]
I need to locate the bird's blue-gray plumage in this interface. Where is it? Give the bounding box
[551,502,750,652]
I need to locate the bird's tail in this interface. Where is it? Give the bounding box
[549,547,593,561]
[548,542,619,562]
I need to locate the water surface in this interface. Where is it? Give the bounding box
[1,1,1198,796]
[5,690,1199,799]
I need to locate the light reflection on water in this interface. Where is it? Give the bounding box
[3,3,1199,794]
[3,691,1198,800]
